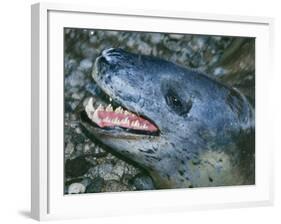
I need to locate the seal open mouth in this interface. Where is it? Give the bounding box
[80,88,159,136]
[80,48,160,136]
[84,97,158,131]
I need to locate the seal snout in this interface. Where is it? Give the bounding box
[93,48,119,80]
[93,48,127,81]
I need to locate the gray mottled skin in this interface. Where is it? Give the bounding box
[80,48,255,189]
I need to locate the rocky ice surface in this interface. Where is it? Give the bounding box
[64,28,255,194]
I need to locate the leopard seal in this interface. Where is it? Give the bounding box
[80,48,255,189]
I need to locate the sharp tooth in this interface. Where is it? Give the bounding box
[109,97,112,102]
[106,104,113,112]
[85,98,95,111]
[112,118,117,124]
[92,107,100,124]
[124,110,133,116]
[97,104,104,111]
[111,118,115,123]
[115,106,123,113]
[132,121,137,127]
[103,117,110,122]
[85,98,95,119]
[124,117,129,124]
[135,120,140,127]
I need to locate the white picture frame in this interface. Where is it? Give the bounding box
[31,2,274,221]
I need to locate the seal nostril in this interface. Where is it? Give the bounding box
[102,48,125,58]
[102,48,116,57]
[101,48,124,64]
[99,56,107,64]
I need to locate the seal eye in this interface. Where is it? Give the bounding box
[167,94,182,108]
[165,89,192,116]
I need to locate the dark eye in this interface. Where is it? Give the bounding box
[165,89,192,116]
[166,94,183,108]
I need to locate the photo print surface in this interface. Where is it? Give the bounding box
[64,28,255,194]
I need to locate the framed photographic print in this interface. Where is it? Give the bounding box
[31,2,274,221]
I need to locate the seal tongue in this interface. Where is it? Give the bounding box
[85,98,158,132]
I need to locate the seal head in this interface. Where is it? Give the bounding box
[80,48,255,189]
